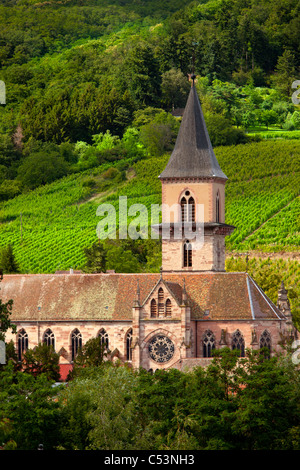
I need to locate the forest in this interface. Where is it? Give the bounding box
[0,0,299,185]
[0,0,299,202]
[0,343,299,451]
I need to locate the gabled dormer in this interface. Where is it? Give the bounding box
[141,277,183,320]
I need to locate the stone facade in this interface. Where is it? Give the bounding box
[3,271,294,376]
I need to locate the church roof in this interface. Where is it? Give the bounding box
[0,272,285,322]
[159,84,227,180]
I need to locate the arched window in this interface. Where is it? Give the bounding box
[188,197,195,222]
[98,328,109,350]
[203,330,216,357]
[150,298,157,318]
[43,329,55,349]
[71,329,82,361]
[180,193,196,223]
[183,240,192,267]
[231,330,245,357]
[180,197,187,222]
[158,288,164,316]
[126,329,133,361]
[165,298,172,317]
[260,330,271,358]
[216,192,220,223]
[18,329,28,361]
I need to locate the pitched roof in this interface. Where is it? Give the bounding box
[0,272,285,322]
[159,85,227,180]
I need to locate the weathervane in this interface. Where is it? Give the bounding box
[189,40,198,87]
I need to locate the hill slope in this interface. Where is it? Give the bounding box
[0,139,299,274]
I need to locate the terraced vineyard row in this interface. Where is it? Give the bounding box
[0,140,299,273]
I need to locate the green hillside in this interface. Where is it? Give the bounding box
[0,139,299,275]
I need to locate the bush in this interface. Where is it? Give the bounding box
[0,179,22,201]
[17,151,69,189]
[206,114,248,146]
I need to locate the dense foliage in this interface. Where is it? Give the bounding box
[0,349,299,450]
[0,0,299,195]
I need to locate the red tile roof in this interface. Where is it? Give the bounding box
[0,272,285,322]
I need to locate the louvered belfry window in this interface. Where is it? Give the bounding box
[151,298,157,318]
[158,287,164,316]
[181,197,187,222]
[183,241,192,267]
[165,298,172,317]
[181,193,195,223]
[188,197,195,222]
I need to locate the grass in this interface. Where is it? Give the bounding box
[247,127,300,140]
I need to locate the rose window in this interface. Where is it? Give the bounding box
[148,335,175,363]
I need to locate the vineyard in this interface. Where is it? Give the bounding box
[0,140,299,274]
[217,140,300,252]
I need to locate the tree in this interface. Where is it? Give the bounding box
[138,109,180,156]
[0,134,21,168]
[139,122,173,157]
[59,365,141,450]
[22,343,60,382]
[17,151,69,189]
[71,336,108,376]
[83,241,107,273]
[231,350,300,450]
[0,362,62,450]
[83,240,141,274]
[105,244,141,273]
[3,340,20,372]
[121,43,161,107]
[256,109,278,129]
[205,113,248,146]
[0,244,19,274]
[161,68,190,110]
[86,366,141,450]
[272,50,298,98]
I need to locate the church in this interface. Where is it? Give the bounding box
[2,81,296,379]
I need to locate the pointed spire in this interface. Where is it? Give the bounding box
[159,83,227,180]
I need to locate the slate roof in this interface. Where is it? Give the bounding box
[0,272,285,322]
[159,85,227,180]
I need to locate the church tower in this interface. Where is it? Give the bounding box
[159,79,234,272]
